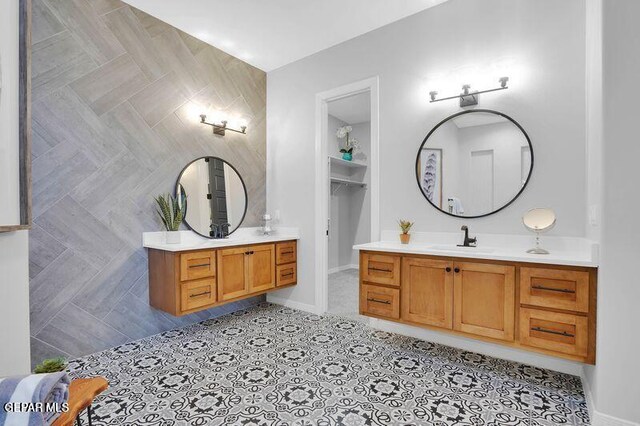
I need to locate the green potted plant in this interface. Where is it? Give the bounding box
[34,357,67,374]
[155,193,186,244]
[336,125,359,161]
[398,219,414,244]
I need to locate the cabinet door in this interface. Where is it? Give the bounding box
[217,247,249,301]
[276,241,297,265]
[181,278,216,312]
[248,244,276,293]
[453,262,515,341]
[360,284,400,319]
[180,250,215,281]
[361,253,401,286]
[520,267,590,313]
[401,257,453,329]
[276,263,297,287]
[519,308,588,358]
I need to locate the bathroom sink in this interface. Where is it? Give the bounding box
[429,245,495,254]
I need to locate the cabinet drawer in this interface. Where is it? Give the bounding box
[361,253,401,286]
[276,263,297,286]
[276,241,297,265]
[180,251,216,281]
[520,267,589,313]
[519,308,588,358]
[181,278,216,312]
[360,284,400,319]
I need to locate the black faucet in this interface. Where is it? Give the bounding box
[458,225,477,247]
[210,223,230,239]
[220,223,231,238]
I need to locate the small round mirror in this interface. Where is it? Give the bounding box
[523,208,556,254]
[176,157,248,238]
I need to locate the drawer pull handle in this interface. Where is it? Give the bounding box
[531,285,576,294]
[282,273,294,278]
[368,267,391,273]
[367,298,391,305]
[190,291,211,298]
[244,251,255,255]
[281,250,294,255]
[531,327,575,338]
[189,263,210,268]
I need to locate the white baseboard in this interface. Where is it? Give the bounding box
[266,295,317,314]
[328,264,359,274]
[580,371,640,426]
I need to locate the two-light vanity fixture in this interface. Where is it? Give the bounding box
[200,114,247,136]
[429,76,509,107]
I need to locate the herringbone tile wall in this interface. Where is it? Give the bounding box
[29,0,267,367]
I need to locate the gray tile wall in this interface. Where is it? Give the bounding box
[29,0,267,368]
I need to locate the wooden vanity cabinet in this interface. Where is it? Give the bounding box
[359,250,597,364]
[148,241,296,316]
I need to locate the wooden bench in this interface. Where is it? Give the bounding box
[51,377,108,426]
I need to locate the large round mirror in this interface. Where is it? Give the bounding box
[416,109,533,218]
[176,157,248,238]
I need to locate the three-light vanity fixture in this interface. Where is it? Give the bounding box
[429,76,509,107]
[200,114,247,136]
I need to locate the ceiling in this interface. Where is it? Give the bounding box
[328,92,371,125]
[122,0,449,71]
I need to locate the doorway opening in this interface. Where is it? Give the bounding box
[314,77,380,316]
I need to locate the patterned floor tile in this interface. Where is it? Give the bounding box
[69,303,589,425]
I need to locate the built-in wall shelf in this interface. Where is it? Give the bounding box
[329,156,367,169]
[330,176,367,191]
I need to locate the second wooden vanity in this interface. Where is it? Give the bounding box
[359,249,597,364]
[147,239,297,316]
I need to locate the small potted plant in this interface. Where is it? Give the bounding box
[155,193,186,244]
[336,125,359,161]
[34,357,67,374]
[398,219,414,244]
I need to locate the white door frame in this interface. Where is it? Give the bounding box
[314,76,380,315]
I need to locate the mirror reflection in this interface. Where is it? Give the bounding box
[176,157,247,238]
[416,110,533,218]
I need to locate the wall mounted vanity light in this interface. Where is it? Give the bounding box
[200,114,247,136]
[429,76,509,107]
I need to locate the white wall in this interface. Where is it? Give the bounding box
[348,122,371,265]
[0,0,31,376]
[456,122,529,212]
[267,0,586,307]
[584,0,640,423]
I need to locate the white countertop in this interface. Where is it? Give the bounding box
[354,231,598,267]
[143,227,299,252]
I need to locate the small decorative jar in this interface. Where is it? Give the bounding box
[342,152,353,161]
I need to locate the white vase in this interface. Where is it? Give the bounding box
[165,231,181,244]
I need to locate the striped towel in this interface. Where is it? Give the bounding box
[0,372,70,426]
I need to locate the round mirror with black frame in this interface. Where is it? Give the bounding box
[176,156,248,238]
[415,109,533,218]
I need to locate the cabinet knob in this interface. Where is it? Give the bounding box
[454,267,460,273]
[445,267,452,272]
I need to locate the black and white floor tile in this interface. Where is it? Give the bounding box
[68,303,589,425]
